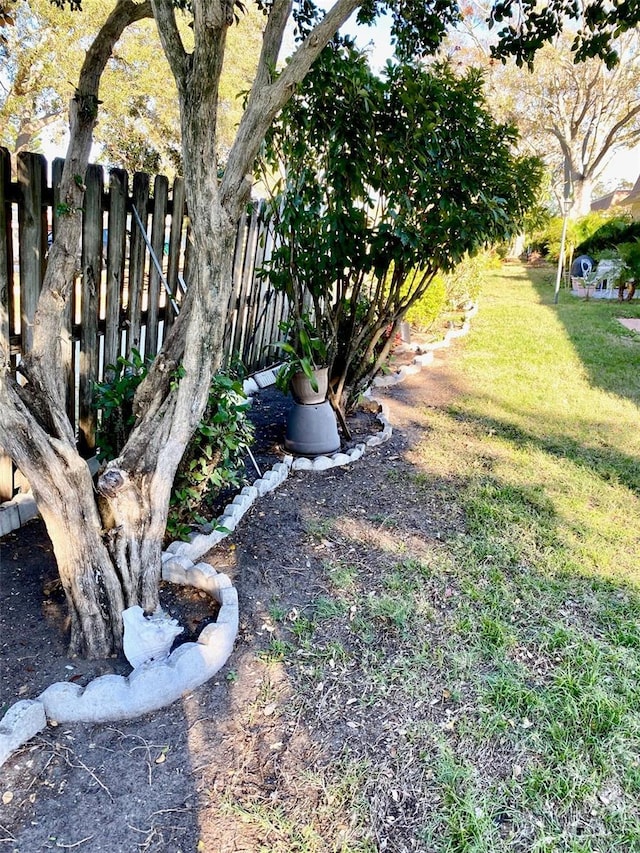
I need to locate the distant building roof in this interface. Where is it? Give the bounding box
[619,173,640,210]
[591,188,633,211]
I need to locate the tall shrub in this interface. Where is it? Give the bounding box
[260,41,542,419]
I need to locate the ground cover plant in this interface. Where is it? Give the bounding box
[2,263,640,851]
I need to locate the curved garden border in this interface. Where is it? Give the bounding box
[0,304,477,766]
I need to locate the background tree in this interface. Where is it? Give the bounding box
[485,33,640,215]
[0,0,264,172]
[261,41,542,418]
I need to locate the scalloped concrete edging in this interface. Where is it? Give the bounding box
[370,307,476,390]
[0,561,238,765]
[0,304,477,766]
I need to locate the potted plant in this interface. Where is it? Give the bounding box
[273,314,329,404]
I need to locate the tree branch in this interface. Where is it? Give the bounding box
[590,102,640,175]
[150,0,189,89]
[253,0,292,91]
[222,0,361,216]
[25,0,153,446]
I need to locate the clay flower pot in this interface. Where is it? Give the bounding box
[290,366,329,405]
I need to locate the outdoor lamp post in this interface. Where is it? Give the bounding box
[554,197,572,305]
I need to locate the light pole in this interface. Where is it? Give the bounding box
[554,196,572,305]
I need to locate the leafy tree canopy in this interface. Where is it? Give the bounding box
[44,0,640,69]
[260,39,542,411]
[489,0,640,68]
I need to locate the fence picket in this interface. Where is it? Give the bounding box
[165,177,186,334]
[78,164,104,457]
[127,172,150,355]
[17,152,46,354]
[104,168,128,374]
[0,149,293,503]
[146,175,169,357]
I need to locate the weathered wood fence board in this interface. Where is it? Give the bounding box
[0,149,289,502]
[0,148,13,501]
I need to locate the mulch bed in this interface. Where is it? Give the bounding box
[0,335,464,852]
[0,383,383,711]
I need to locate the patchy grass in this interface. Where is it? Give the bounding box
[232,265,640,851]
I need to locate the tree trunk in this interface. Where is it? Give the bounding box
[571,173,594,217]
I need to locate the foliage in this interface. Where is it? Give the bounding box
[94,359,254,541]
[0,0,263,170]
[575,216,640,256]
[403,275,447,332]
[403,252,498,332]
[442,251,499,309]
[489,0,640,68]
[617,240,640,283]
[167,373,255,541]
[260,40,542,414]
[531,211,633,261]
[94,349,149,461]
[272,314,328,395]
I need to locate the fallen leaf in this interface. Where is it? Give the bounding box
[2,791,14,805]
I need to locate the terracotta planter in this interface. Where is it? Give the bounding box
[290,366,329,405]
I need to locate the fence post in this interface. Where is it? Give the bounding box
[0,147,14,501]
[78,163,104,457]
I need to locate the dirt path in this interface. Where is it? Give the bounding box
[0,338,470,853]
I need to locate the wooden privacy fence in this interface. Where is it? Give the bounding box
[0,148,291,501]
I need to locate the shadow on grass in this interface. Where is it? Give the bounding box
[523,265,640,408]
[447,405,640,498]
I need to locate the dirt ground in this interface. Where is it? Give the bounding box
[0,340,465,853]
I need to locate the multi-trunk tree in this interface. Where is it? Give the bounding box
[260,41,541,418]
[0,0,637,658]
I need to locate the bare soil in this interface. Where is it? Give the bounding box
[0,341,466,853]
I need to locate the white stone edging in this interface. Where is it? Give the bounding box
[0,561,238,764]
[371,308,475,390]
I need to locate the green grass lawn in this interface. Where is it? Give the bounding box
[237,264,640,852]
[405,265,640,851]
